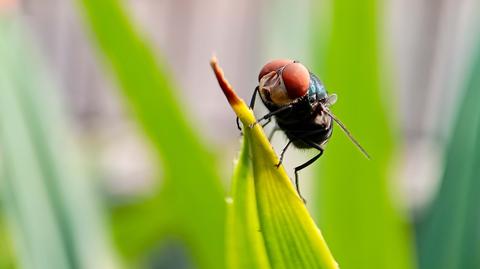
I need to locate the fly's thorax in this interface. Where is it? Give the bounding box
[307,73,328,103]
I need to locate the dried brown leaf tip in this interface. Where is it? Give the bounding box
[210,56,241,106]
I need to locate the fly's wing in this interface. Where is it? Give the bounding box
[325,94,337,107]
[323,108,371,159]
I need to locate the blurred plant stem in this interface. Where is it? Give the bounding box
[312,1,416,269]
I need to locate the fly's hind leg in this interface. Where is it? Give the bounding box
[293,140,324,203]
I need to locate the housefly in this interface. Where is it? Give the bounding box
[246,59,370,201]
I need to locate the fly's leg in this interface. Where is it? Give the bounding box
[293,140,324,203]
[250,104,292,128]
[261,117,272,128]
[268,125,279,141]
[236,87,259,132]
[236,117,242,131]
[249,86,259,108]
[294,151,323,203]
[241,116,272,132]
[276,140,293,168]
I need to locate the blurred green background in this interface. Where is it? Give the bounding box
[1,0,480,268]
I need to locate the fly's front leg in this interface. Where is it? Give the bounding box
[236,117,242,131]
[249,86,259,109]
[261,117,272,128]
[249,104,292,129]
[236,87,259,132]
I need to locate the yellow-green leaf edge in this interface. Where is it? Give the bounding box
[226,136,270,269]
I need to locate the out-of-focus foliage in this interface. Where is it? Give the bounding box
[417,34,480,269]
[213,59,338,269]
[0,18,118,269]
[311,1,415,269]
[78,0,225,268]
[0,216,16,269]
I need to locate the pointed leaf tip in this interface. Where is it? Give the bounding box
[210,57,241,106]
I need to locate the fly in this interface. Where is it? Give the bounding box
[245,59,370,202]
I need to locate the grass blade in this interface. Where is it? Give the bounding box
[417,36,480,269]
[212,57,338,269]
[77,1,225,268]
[0,18,118,269]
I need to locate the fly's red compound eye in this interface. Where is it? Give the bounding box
[281,62,310,99]
[258,59,294,81]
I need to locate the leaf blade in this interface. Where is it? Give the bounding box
[226,137,270,269]
[77,1,226,268]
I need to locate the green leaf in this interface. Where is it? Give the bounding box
[77,0,225,268]
[417,35,480,269]
[226,137,270,269]
[212,58,338,269]
[311,1,416,269]
[0,18,118,269]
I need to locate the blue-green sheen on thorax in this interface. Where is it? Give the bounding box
[308,73,328,103]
